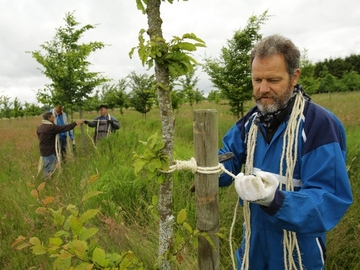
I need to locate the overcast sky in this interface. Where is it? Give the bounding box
[1,0,359,104]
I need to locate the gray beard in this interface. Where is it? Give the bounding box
[256,90,294,114]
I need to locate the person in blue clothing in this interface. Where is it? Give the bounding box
[219,34,353,270]
[84,104,120,144]
[51,105,75,162]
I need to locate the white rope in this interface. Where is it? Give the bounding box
[238,92,306,270]
[162,157,236,179]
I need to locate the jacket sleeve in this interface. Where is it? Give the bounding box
[50,122,77,134]
[110,116,120,130]
[87,119,98,128]
[218,123,247,187]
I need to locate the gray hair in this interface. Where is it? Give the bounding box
[250,34,300,76]
[42,111,53,120]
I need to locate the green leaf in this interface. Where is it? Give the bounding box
[31,245,47,255]
[54,251,72,270]
[183,221,193,233]
[177,209,187,224]
[176,42,197,51]
[182,33,206,44]
[92,247,109,267]
[79,209,99,223]
[147,159,162,173]
[134,159,146,175]
[54,230,70,238]
[151,195,158,206]
[136,0,146,14]
[147,132,159,149]
[81,191,103,203]
[73,262,94,270]
[29,237,41,246]
[79,227,98,241]
[72,240,87,260]
[49,237,63,246]
[66,204,79,216]
[70,216,83,236]
[51,209,65,226]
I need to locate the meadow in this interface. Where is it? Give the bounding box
[0,91,359,269]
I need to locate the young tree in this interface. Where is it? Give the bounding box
[177,67,200,107]
[28,11,108,150]
[12,97,22,119]
[203,11,270,118]
[100,79,129,115]
[132,1,205,268]
[0,95,12,121]
[128,71,156,118]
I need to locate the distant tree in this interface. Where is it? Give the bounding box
[0,95,12,121]
[23,102,32,118]
[318,66,338,96]
[12,97,22,119]
[23,102,42,117]
[177,68,200,107]
[203,11,270,118]
[207,89,224,104]
[83,91,101,112]
[128,71,156,118]
[345,54,360,74]
[314,54,360,79]
[298,49,320,95]
[100,79,129,115]
[28,11,109,150]
[341,71,360,91]
[170,89,183,111]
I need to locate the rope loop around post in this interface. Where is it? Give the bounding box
[162,157,236,179]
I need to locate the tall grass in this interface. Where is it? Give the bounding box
[0,92,359,269]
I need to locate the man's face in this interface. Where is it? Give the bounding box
[251,54,300,114]
[99,108,108,116]
[49,115,55,123]
[54,106,62,114]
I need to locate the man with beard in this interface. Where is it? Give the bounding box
[218,34,352,270]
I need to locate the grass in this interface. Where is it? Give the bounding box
[0,91,359,269]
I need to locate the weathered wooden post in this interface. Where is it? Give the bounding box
[193,109,219,269]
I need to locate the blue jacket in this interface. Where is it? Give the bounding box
[50,109,73,140]
[219,100,352,269]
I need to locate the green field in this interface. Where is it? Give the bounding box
[0,92,359,269]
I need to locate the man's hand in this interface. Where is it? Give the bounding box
[234,171,279,206]
[76,119,84,125]
[107,119,113,124]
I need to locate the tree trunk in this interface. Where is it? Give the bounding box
[146,1,175,269]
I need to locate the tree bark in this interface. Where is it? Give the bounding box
[146,1,175,269]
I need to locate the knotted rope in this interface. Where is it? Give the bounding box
[162,157,236,179]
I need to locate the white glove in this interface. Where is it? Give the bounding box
[234,171,279,206]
